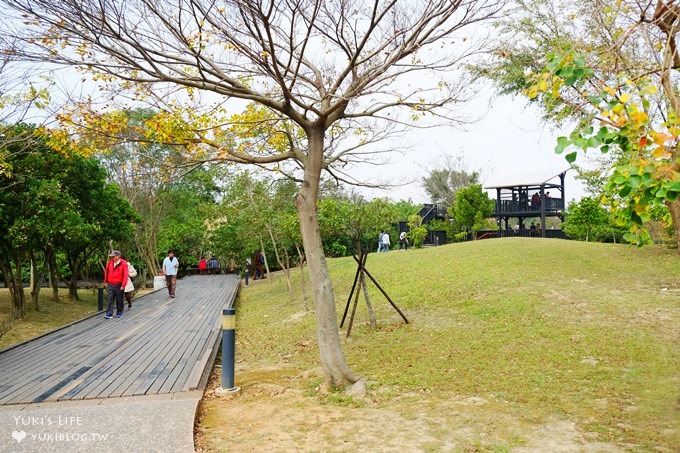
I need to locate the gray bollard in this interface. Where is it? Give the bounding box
[98,287,104,311]
[215,308,240,396]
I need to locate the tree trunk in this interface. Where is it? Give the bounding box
[360,272,377,331]
[295,128,358,388]
[48,253,60,302]
[666,199,680,252]
[281,246,294,303]
[295,244,309,311]
[68,260,80,300]
[265,224,293,295]
[11,258,26,319]
[30,252,48,311]
[258,237,271,281]
[353,240,376,330]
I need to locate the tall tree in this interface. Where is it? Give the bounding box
[0,125,135,318]
[3,0,507,387]
[319,194,398,330]
[87,108,220,278]
[475,0,680,250]
[422,155,480,208]
[563,197,622,243]
[448,184,494,239]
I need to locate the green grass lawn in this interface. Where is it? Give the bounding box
[1,240,678,450]
[228,238,679,451]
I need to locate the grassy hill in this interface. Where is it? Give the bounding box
[198,238,679,452]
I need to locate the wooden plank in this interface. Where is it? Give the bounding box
[0,275,241,405]
[165,290,233,392]
[0,292,160,387]
[129,310,209,395]
[110,302,208,397]
[70,313,185,400]
[147,292,228,394]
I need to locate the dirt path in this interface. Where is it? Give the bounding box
[195,366,624,453]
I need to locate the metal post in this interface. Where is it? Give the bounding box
[245,270,249,286]
[215,308,240,395]
[98,287,104,311]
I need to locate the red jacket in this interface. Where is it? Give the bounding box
[104,258,129,287]
[198,258,207,270]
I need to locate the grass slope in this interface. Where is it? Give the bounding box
[203,238,679,451]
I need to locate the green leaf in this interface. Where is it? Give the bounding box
[587,136,601,147]
[555,136,570,154]
[565,151,577,163]
[613,174,627,185]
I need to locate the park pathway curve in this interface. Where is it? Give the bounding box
[0,274,240,453]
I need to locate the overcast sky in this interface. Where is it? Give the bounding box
[353,92,586,205]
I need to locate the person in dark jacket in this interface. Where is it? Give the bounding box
[207,256,219,274]
[253,250,265,280]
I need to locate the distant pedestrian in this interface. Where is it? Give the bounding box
[513,224,519,235]
[253,250,265,279]
[207,255,219,274]
[124,258,138,309]
[381,231,391,252]
[162,250,179,298]
[377,231,384,253]
[103,250,129,319]
[198,256,208,275]
[398,231,409,250]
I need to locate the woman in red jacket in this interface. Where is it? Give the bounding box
[198,257,208,275]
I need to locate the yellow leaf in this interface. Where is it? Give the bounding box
[619,93,631,103]
[630,111,648,124]
[643,85,658,95]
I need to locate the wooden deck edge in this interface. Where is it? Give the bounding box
[183,319,222,392]
[184,283,241,392]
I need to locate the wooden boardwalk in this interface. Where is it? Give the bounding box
[0,274,240,405]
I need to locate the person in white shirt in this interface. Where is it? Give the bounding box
[381,232,390,252]
[162,250,179,298]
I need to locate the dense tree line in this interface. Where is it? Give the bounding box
[0,125,137,324]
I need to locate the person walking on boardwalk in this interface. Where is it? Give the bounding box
[103,250,129,319]
[124,258,137,309]
[162,250,179,298]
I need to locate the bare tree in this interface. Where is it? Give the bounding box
[422,154,480,209]
[1,0,507,387]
